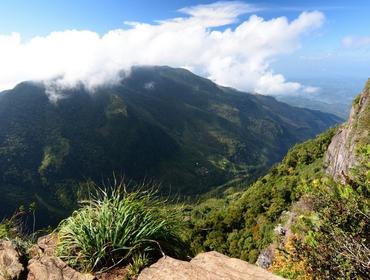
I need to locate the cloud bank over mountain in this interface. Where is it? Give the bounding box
[0,1,324,96]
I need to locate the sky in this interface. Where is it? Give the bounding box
[0,0,370,97]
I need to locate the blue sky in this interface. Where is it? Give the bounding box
[1,0,369,41]
[0,0,369,95]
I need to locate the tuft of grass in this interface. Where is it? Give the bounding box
[55,181,188,273]
[126,252,149,279]
[0,208,25,240]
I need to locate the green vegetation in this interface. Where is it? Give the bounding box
[55,181,188,273]
[271,140,369,279]
[274,177,370,279]
[0,66,340,227]
[38,138,70,178]
[188,127,337,262]
[0,212,22,240]
[353,93,361,106]
[0,204,37,240]
[187,83,369,278]
[188,118,369,279]
[284,139,369,279]
[0,69,367,279]
[126,252,150,279]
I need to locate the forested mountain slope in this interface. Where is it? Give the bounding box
[0,66,340,226]
[189,79,369,279]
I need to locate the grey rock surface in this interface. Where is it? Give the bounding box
[256,246,275,269]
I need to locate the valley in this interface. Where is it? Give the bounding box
[0,66,341,227]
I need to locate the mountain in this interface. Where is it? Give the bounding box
[189,79,369,279]
[0,66,340,225]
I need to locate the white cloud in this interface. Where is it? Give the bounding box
[342,36,370,48]
[303,86,320,94]
[178,1,260,26]
[0,2,324,97]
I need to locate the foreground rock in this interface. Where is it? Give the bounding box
[27,234,95,280]
[27,256,95,280]
[0,241,23,280]
[138,251,284,280]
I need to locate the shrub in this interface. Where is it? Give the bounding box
[55,182,188,272]
[294,178,370,279]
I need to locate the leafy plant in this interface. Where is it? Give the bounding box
[55,181,189,272]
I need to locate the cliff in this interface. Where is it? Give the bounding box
[325,79,370,183]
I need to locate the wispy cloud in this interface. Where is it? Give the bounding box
[0,1,325,97]
[179,1,260,24]
[342,36,370,48]
[276,5,349,12]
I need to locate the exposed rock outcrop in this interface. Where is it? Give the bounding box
[0,241,23,280]
[325,79,370,183]
[28,234,58,259]
[138,251,284,280]
[256,245,275,269]
[27,256,95,280]
[27,234,95,280]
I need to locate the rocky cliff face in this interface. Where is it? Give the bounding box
[325,79,370,183]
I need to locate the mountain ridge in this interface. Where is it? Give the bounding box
[0,66,341,226]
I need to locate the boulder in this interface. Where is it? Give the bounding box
[27,234,95,280]
[28,234,58,259]
[138,251,284,280]
[0,240,23,280]
[27,255,95,280]
[36,234,58,256]
[139,256,215,280]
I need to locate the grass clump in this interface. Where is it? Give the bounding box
[0,218,18,240]
[0,208,25,240]
[55,182,188,273]
[126,252,150,279]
